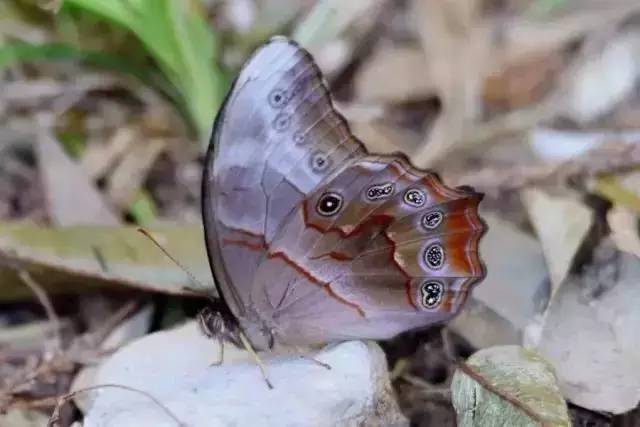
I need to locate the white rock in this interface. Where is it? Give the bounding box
[83,321,407,427]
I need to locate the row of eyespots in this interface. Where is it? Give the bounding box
[316,189,443,229]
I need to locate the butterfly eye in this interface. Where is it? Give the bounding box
[421,210,443,230]
[316,192,343,216]
[268,89,288,108]
[404,189,426,207]
[421,281,444,308]
[424,243,445,269]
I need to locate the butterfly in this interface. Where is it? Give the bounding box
[201,36,486,354]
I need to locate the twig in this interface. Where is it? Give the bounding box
[48,384,187,427]
[0,301,143,412]
[454,140,640,194]
[17,270,62,349]
[399,374,451,401]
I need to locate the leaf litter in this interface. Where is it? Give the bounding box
[1,0,640,425]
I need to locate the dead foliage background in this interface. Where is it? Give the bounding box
[1,0,640,425]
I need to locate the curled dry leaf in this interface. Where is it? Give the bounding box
[452,345,570,427]
[521,188,592,296]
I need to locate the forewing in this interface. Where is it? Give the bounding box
[202,37,365,317]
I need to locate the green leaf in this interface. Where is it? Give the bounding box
[128,190,158,225]
[452,346,570,427]
[0,223,215,301]
[62,0,227,143]
[0,42,177,103]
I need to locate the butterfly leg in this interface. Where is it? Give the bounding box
[238,330,274,389]
[197,306,274,388]
[292,345,331,370]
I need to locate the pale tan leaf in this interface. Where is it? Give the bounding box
[80,128,136,180]
[411,0,490,167]
[608,206,640,258]
[36,121,119,226]
[535,250,640,413]
[354,46,432,103]
[106,139,166,209]
[521,188,592,295]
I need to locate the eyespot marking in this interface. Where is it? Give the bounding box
[421,281,444,308]
[366,183,394,201]
[422,210,444,230]
[316,192,343,216]
[268,89,288,108]
[310,151,332,173]
[293,130,306,145]
[424,243,445,270]
[404,188,426,207]
[272,113,291,132]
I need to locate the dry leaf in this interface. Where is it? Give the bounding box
[521,188,592,295]
[355,46,432,103]
[534,251,640,414]
[0,223,214,300]
[106,139,167,209]
[36,119,120,226]
[452,346,570,427]
[81,128,136,180]
[411,0,490,167]
[564,30,640,124]
[608,206,640,258]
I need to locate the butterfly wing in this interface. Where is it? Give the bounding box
[249,155,486,345]
[202,37,365,319]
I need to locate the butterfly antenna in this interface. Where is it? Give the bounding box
[136,227,208,292]
[238,330,274,389]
